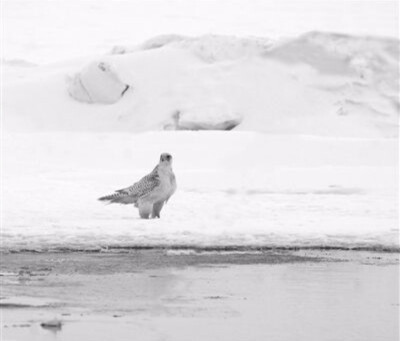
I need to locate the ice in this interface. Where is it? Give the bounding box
[0,296,60,308]
[67,61,129,104]
[164,103,242,131]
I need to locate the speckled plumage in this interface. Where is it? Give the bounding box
[99,153,176,219]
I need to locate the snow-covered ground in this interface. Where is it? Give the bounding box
[1,1,399,252]
[2,130,398,251]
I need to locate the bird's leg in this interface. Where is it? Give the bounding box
[138,201,152,219]
[151,201,164,219]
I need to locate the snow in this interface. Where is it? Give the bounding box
[3,0,398,64]
[2,131,398,251]
[140,35,274,63]
[4,34,398,136]
[1,1,399,251]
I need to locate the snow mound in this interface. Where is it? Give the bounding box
[4,32,399,137]
[67,61,130,104]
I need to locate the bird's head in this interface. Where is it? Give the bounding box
[159,153,173,165]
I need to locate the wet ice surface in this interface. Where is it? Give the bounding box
[1,251,399,341]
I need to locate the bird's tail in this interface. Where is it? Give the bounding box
[98,192,135,205]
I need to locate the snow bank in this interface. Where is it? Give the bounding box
[4,32,397,136]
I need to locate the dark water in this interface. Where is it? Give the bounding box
[1,251,399,341]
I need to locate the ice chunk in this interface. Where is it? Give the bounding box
[67,61,129,104]
[165,103,242,130]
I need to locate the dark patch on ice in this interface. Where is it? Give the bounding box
[2,244,399,254]
[0,301,55,308]
[0,303,34,308]
[179,119,240,131]
[41,320,62,331]
[0,296,59,309]
[204,295,226,300]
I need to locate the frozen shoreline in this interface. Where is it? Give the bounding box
[1,250,399,341]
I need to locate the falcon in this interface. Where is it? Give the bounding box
[99,153,177,219]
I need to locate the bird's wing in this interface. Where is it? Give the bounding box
[117,171,160,199]
[99,166,160,205]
